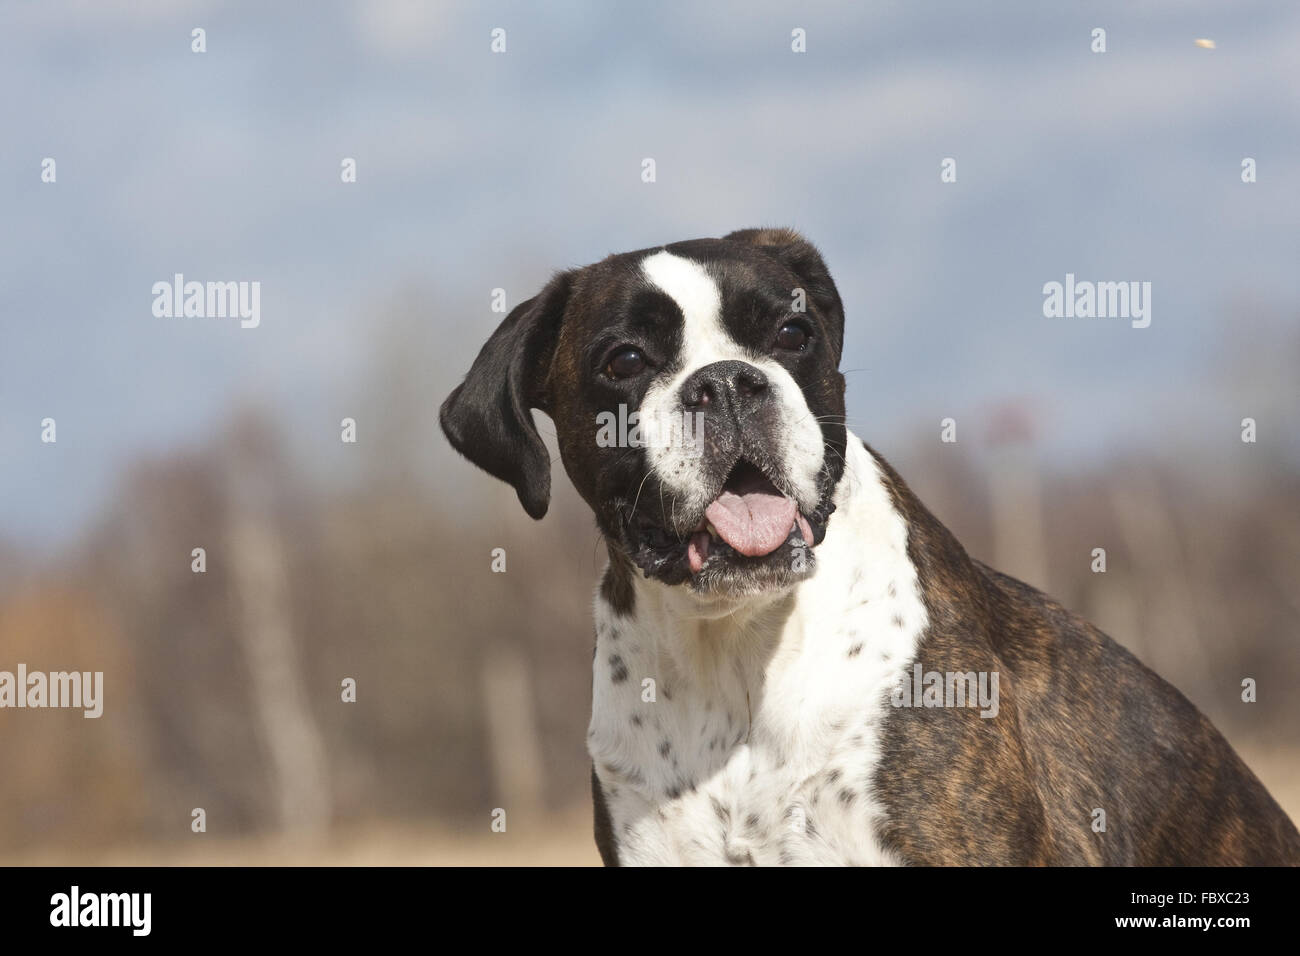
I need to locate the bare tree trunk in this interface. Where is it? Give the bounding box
[480,643,545,820]
[226,454,331,839]
[988,445,1049,593]
[1109,471,1214,692]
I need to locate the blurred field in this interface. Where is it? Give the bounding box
[4,750,1295,866]
[1,813,601,867]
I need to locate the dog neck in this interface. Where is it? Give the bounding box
[593,433,928,749]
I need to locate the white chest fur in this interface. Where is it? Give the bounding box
[588,435,928,865]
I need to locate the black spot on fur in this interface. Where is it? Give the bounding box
[608,654,628,683]
[847,642,863,658]
[600,546,636,617]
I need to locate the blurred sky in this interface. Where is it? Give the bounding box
[2,0,1298,549]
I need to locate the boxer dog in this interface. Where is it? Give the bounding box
[440,228,1300,866]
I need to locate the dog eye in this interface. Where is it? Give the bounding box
[773,322,809,352]
[605,347,647,379]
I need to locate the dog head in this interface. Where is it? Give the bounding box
[441,228,848,599]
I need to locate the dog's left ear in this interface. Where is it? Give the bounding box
[724,227,844,360]
[440,271,573,520]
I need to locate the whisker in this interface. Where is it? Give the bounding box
[629,469,655,516]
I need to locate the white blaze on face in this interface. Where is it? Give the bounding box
[638,250,824,517]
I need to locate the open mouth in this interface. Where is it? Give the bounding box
[627,459,825,588]
[686,461,815,573]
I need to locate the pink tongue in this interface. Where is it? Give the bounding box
[705,487,797,557]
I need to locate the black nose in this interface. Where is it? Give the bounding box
[679,360,769,414]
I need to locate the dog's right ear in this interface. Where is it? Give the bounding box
[440,271,573,520]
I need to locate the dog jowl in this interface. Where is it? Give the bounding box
[441,228,1300,866]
